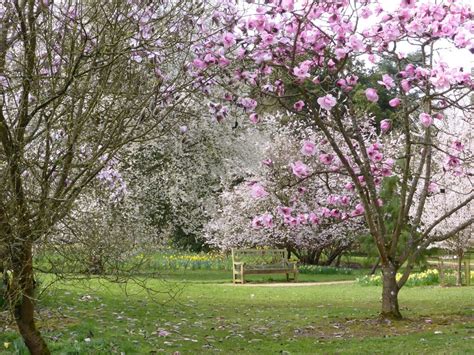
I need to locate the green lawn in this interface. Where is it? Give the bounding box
[1,270,473,354]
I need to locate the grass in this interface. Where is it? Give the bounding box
[1,269,473,354]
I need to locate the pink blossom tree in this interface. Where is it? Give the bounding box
[193,0,474,319]
[205,121,366,265]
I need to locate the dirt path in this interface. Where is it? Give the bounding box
[226,280,355,287]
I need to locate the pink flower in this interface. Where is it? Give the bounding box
[281,0,294,11]
[308,212,319,225]
[222,32,236,48]
[401,79,411,92]
[381,167,392,177]
[291,161,310,178]
[340,196,350,205]
[293,100,305,112]
[452,140,464,151]
[389,98,401,107]
[348,35,365,52]
[419,113,433,127]
[319,153,334,165]
[380,119,391,133]
[297,214,308,225]
[301,140,316,156]
[446,155,460,168]
[249,113,259,124]
[317,94,337,110]
[293,62,311,80]
[353,203,365,216]
[261,213,273,228]
[377,74,396,89]
[277,206,293,216]
[179,126,188,134]
[192,58,207,70]
[327,195,340,205]
[365,88,379,102]
[251,216,263,229]
[252,213,273,229]
[239,97,258,112]
[250,183,268,199]
[345,182,354,191]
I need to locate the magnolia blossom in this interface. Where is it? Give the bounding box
[307,212,318,225]
[222,32,236,48]
[319,153,334,165]
[452,140,464,151]
[389,98,401,107]
[317,94,337,110]
[377,74,396,89]
[291,161,311,178]
[301,140,316,156]
[277,206,293,216]
[293,61,312,80]
[365,88,379,102]
[380,119,391,133]
[239,97,257,112]
[419,113,433,127]
[249,113,259,124]
[352,203,365,216]
[293,100,305,112]
[252,213,273,228]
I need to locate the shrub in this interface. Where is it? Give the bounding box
[357,269,474,287]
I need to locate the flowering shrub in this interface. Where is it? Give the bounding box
[142,252,232,271]
[357,269,474,287]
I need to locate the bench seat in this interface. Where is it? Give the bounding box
[231,249,298,284]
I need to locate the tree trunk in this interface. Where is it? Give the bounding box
[381,265,402,319]
[370,257,380,275]
[456,251,463,287]
[8,242,50,355]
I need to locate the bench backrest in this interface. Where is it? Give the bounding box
[231,248,288,265]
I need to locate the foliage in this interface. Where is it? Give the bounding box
[357,269,474,287]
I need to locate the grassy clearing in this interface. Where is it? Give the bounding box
[1,270,473,354]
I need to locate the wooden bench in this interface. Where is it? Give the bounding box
[231,248,298,284]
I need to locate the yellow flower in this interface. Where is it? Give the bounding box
[4,343,10,349]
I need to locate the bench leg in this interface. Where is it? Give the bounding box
[240,264,245,284]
